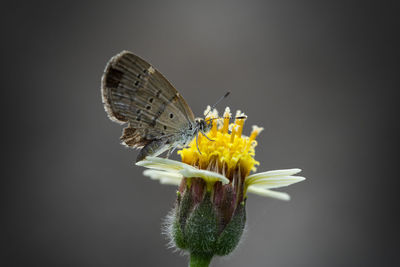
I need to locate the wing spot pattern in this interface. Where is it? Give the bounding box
[102,52,197,150]
[150,94,178,127]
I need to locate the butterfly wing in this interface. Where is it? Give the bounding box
[101,51,196,150]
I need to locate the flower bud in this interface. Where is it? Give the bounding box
[167,177,246,260]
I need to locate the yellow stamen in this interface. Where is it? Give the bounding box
[236,119,245,138]
[249,125,264,142]
[178,107,261,179]
[230,124,237,143]
[222,107,231,134]
[211,118,218,137]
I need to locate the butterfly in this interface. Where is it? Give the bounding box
[101,51,225,162]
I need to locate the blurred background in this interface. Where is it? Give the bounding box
[2,1,399,266]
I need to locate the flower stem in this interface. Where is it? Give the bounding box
[189,253,212,267]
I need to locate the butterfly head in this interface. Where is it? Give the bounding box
[195,118,212,134]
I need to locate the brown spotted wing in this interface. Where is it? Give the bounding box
[101,51,197,162]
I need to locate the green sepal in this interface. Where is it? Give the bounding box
[172,215,187,249]
[185,192,218,255]
[215,202,246,255]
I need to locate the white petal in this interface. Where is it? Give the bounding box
[136,156,193,172]
[245,169,302,185]
[246,168,302,180]
[159,178,182,186]
[143,169,183,180]
[247,186,291,201]
[248,176,306,189]
[137,156,230,185]
[179,168,230,184]
[143,169,183,186]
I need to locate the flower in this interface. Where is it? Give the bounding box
[136,107,305,266]
[137,107,305,200]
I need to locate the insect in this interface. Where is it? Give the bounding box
[101,51,228,162]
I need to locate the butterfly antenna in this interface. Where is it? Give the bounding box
[205,91,230,117]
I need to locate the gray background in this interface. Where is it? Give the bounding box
[3,1,399,266]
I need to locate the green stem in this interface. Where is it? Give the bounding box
[189,253,212,267]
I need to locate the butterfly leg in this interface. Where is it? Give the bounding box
[166,148,173,159]
[200,131,215,142]
[166,145,178,158]
[196,134,202,155]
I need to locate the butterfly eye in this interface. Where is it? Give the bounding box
[146,105,151,110]
[170,113,174,119]
[164,126,167,130]
[148,98,154,103]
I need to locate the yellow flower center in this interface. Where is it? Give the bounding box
[178,107,263,179]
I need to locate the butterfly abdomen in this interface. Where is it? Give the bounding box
[136,139,170,162]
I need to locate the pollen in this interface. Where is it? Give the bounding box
[178,107,262,179]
